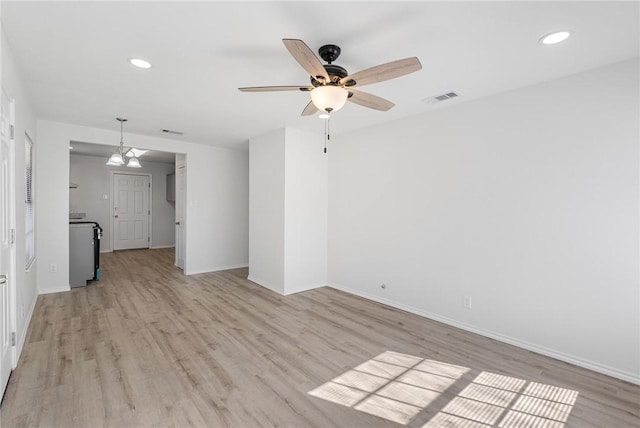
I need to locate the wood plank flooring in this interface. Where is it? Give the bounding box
[1,248,638,427]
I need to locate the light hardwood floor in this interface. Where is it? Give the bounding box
[1,248,638,427]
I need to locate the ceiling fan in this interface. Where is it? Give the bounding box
[239,39,422,116]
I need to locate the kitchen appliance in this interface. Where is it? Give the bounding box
[69,221,102,288]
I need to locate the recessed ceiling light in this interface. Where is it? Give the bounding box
[69,145,73,150]
[539,31,571,45]
[129,58,152,69]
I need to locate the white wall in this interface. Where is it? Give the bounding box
[328,59,639,383]
[249,127,327,295]
[1,25,39,364]
[36,120,249,293]
[283,128,327,294]
[248,129,285,294]
[70,154,175,251]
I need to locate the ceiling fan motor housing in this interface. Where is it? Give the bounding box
[311,64,350,86]
[311,44,356,86]
[318,44,341,63]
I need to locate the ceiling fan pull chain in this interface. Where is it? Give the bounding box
[324,115,330,154]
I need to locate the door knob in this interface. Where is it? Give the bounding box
[0,275,7,285]
[175,222,180,226]
[114,215,119,218]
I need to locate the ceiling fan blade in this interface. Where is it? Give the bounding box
[301,101,319,116]
[339,57,422,87]
[347,89,395,111]
[238,85,312,92]
[282,39,330,82]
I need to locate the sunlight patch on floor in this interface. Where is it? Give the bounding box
[309,351,579,427]
[424,372,579,428]
[308,350,469,424]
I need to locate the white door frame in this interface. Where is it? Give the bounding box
[175,154,186,270]
[1,89,17,393]
[109,171,153,251]
[8,127,16,370]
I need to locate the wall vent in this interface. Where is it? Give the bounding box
[162,129,184,135]
[423,92,459,104]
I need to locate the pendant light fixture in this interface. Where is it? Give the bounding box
[106,117,142,168]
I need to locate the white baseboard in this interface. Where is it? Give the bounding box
[328,282,640,385]
[100,248,113,253]
[186,264,248,276]
[13,292,38,369]
[284,281,326,296]
[38,285,71,295]
[246,277,325,296]
[247,275,283,294]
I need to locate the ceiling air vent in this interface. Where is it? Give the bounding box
[162,129,184,136]
[423,92,459,105]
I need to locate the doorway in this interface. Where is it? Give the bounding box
[68,142,186,272]
[112,172,151,250]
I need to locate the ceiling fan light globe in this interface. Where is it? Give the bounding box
[310,86,348,113]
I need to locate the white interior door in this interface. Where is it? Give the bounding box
[113,173,150,250]
[175,162,185,270]
[0,90,14,399]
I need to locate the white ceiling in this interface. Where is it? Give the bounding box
[2,1,638,151]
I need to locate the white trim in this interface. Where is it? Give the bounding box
[38,286,71,295]
[174,159,186,270]
[247,277,325,296]
[246,274,283,294]
[150,245,174,250]
[328,282,640,385]
[187,264,248,276]
[3,90,18,374]
[283,281,326,296]
[13,290,37,368]
[100,248,113,254]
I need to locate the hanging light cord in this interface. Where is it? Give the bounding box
[116,117,129,158]
[119,119,125,156]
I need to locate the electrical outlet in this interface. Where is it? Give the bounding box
[463,295,472,309]
[49,263,57,273]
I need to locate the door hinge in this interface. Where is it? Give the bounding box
[148,210,150,215]
[148,237,150,242]
[11,332,16,346]
[10,124,14,139]
[10,228,15,245]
